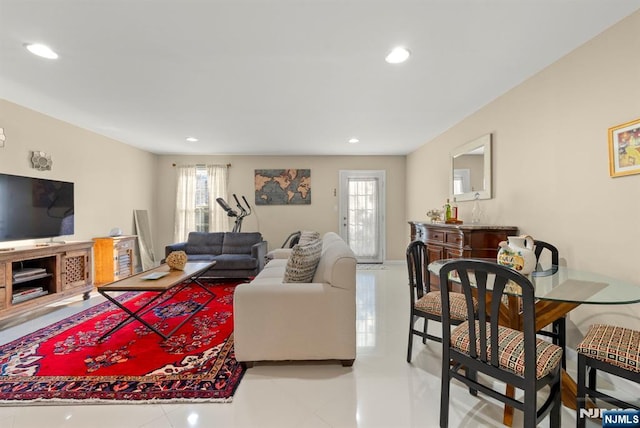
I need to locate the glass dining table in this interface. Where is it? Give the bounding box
[428,258,640,425]
[428,258,640,305]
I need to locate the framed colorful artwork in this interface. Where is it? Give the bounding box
[608,117,640,177]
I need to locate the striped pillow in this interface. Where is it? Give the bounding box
[298,231,321,245]
[283,238,323,283]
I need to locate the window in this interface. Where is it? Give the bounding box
[194,167,209,232]
[174,165,228,242]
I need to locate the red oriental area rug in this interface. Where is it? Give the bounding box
[0,281,245,404]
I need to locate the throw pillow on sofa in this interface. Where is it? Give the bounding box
[298,231,320,245]
[283,238,323,283]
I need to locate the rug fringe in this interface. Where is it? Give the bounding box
[0,396,234,406]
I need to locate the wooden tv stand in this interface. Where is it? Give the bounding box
[0,241,93,322]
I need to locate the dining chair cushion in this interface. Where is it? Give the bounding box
[576,324,640,373]
[415,291,477,321]
[451,321,563,379]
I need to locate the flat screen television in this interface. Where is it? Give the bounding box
[0,173,74,242]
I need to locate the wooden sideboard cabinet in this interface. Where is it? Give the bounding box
[409,221,518,290]
[0,241,93,321]
[93,236,137,285]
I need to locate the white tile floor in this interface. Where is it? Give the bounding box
[0,263,586,427]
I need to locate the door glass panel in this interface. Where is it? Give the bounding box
[348,178,378,258]
[339,170,385,263]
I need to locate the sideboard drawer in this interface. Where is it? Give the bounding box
[428,229,445,242]
[446,233,463,246]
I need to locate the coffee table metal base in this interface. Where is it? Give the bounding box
[97,262,215,342]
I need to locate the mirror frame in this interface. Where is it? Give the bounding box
[450,133,492,201]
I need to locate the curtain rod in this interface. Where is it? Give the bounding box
[172,163,231,168]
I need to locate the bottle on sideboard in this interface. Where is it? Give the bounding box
[444,198,451,221]
[451,197,458,220]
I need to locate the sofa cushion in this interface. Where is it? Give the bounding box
[222,232,263,254]
[186,232,224,255]
[185,254,217,262]
[266,248,293,260]
[264,259,288,269]
[283,238,323,283]
[255,259,287,279]
[213,254,258,270]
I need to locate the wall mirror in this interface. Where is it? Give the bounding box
[450,133,492,201]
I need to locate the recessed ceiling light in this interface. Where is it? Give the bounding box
[385,47,410,64]
[25,43,58,59]
[348,138,359,144]
[185,137,198,142]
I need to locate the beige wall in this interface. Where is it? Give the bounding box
[0,99,406,265]
[407,11,640,334]
[155,155,406,260]
[0,100,157,254]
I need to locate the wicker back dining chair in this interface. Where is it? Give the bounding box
[405,240,476,362]
[576,324,640,428]
[438,259,563,428]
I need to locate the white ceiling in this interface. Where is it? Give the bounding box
[1,1,639,156]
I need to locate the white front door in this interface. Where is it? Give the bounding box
[338,170,385,263]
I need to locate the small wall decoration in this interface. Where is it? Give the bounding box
[0,128,5,148]
[608,117,640,177]
[31,151,53,171]
[254,169,311,205]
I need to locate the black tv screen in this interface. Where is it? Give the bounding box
[0,173,74,242]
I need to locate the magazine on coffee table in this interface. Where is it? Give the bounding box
[140,272,169,280]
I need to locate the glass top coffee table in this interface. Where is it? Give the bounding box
[97,261,216,341]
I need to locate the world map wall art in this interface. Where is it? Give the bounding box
[254,169,311,205]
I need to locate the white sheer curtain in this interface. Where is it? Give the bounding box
[174,165,198,243]
[174,164,230,242]
[207,164,229,232]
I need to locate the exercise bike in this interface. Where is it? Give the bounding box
[216,194,252,232]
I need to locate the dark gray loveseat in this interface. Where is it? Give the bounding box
[165,232,267,278]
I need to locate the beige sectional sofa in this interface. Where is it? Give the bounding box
[233,232,357,367]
